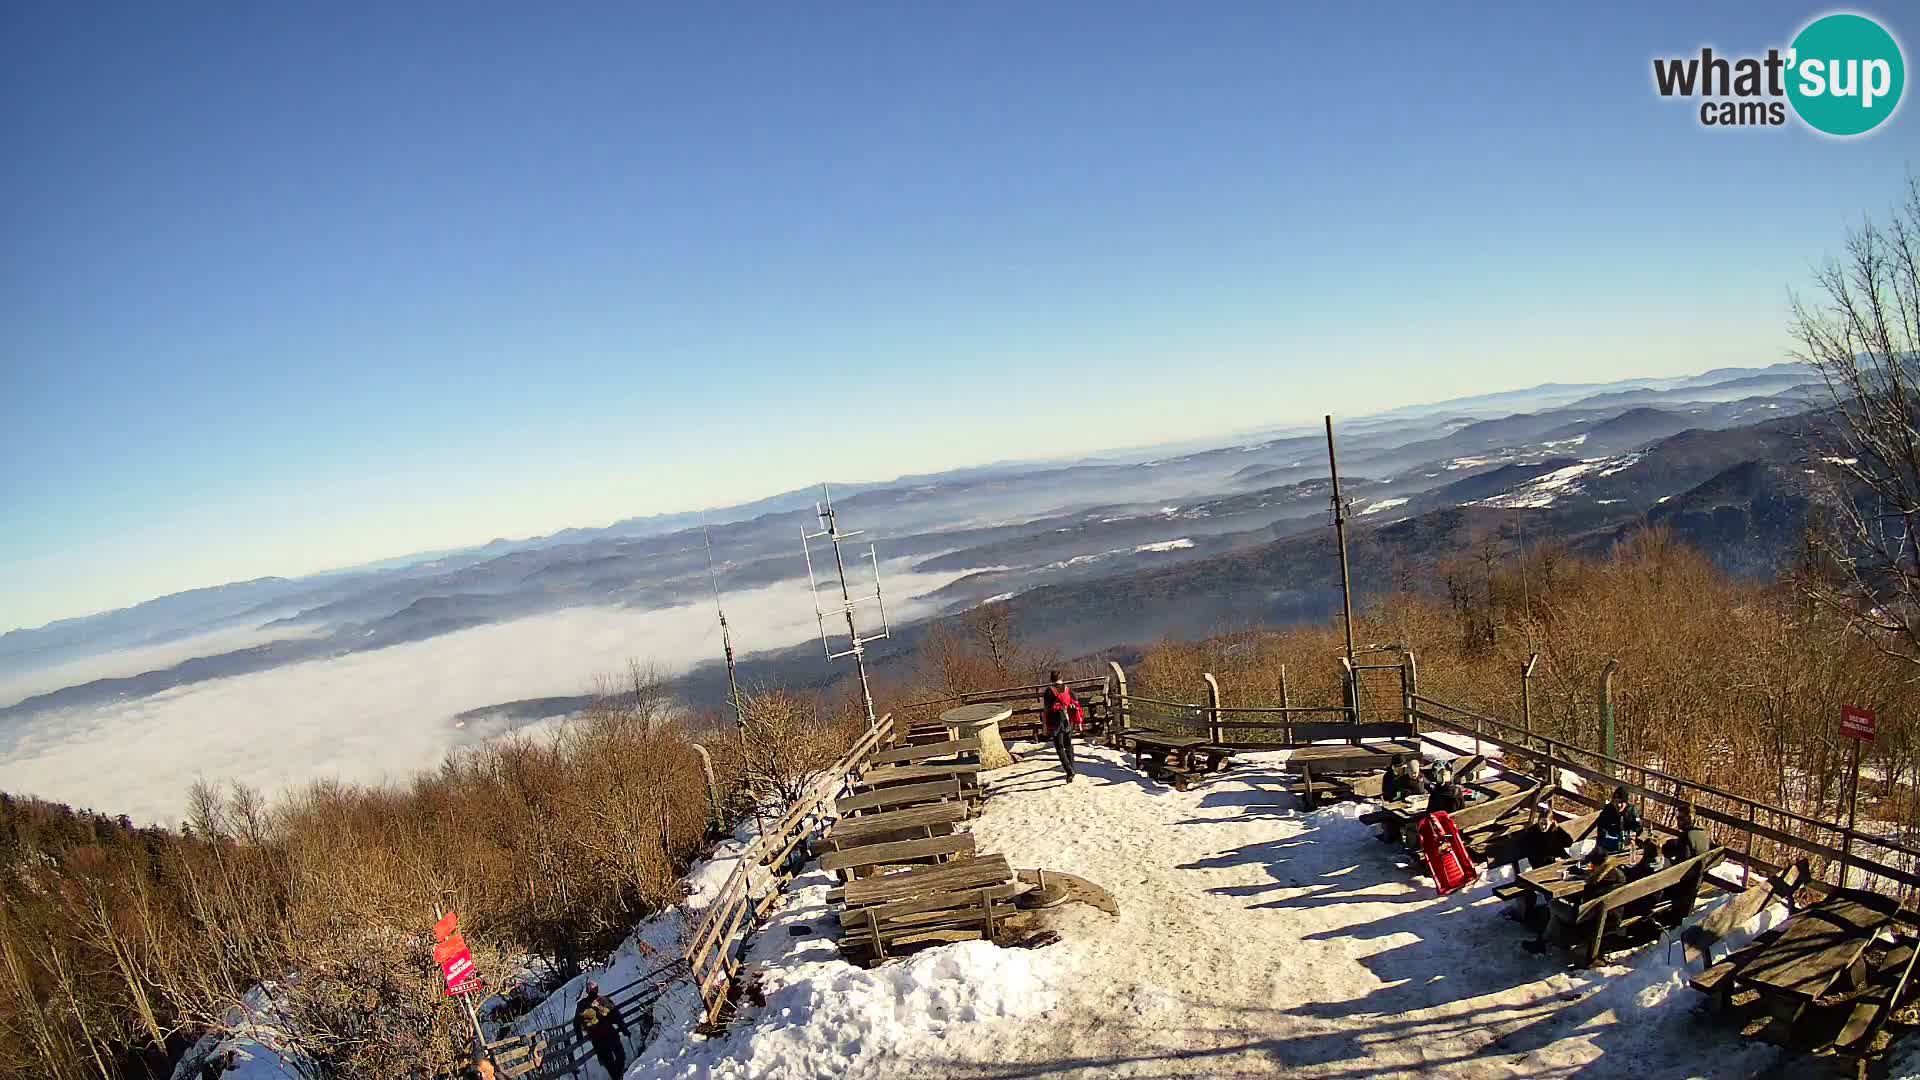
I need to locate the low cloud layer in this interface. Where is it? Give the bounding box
[0,561,965,825]
[0,624,316,709]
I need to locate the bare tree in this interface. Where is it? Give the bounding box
[1795,175,1920,664]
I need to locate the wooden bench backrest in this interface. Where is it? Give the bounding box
[820,832,975,872]
[868,737,981,766]
[1292,721,1412,744]
[1558,810,1601,845]
[835,777,965,816]
[1578,847,1727,923]
[1449,783,1542,832]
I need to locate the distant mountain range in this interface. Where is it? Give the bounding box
[0,361,1836,721]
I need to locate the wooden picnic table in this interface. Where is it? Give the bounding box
[1508,857,1587,921]
[1735,893,1897,1014]
[1121,731,1234,788]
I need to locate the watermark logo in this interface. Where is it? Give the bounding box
[1653,12,1904,136]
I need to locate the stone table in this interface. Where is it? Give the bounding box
[940,703,1016,771]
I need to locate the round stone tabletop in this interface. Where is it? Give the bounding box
[939,703,1014,725]
[939,703,1017,770]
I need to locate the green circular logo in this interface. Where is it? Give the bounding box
[1787,13,1905,136]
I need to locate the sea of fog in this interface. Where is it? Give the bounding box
[0,560,971,825]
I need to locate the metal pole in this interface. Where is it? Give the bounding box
[1325,415,1356,665]
[1278,664,1290,710]
[1203,673,1222,745]
[706,525,770,839]
[1599,659,1619,770]
[1521,653,1538,736]
[821,497,880,730]
[1841,738,1862,888]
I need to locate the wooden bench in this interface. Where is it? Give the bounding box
[829,853,1014,908]
[835,777,974,818]
[838,885,1022,965]
[826,802,969,850]
[1828,937,1918,1057]
[866,737,981,767]
[1449,783,1544,861]
[854,763,983,790]
[821,832,975,881]
[1557,847,1726,968]
[1682,860,1806,968]
[1691,925,1785,1004]
[1291,720,1416,745]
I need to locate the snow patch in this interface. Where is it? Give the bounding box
[1542,434,1589,448]
[1361,497,1409,515]
[1134,539,1195,553]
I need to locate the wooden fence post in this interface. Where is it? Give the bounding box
[1278,664,1291,709]
[1108,661,1130,740]
[1339,656,1357,722]
[689,743,724,835]
[1203,673,1222,745]
[1401,650,1418,734]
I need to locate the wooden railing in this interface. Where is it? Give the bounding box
[682,713,898,1026]
[896,677,1113,741]
[486,958,684,1078]
[1411,694,1920,903]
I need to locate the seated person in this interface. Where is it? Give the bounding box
[1525,855,1629,954]
[1518,804,1573,870]
[1662,802,1711,863]
[1426,773,1467,815]
[1383,758,1427,802]
[1592,786,1643,859]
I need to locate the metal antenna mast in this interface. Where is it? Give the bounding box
[704,519,768,840]
[801,484,890,730]
[1326,415,1357,663]
[702,520,745,726]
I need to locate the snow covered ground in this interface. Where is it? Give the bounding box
[624,743,1823,1080]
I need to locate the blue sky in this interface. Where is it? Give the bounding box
[1,2,1914,631]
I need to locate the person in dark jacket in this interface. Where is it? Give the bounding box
[574,980,630,1078]
[1519,804,1574,870]
[1426,768,1467,815]
[1662,801,1711,863]
[1593,786,1642,858]
[1042,671,1084,782]
[1383,757,1427,803]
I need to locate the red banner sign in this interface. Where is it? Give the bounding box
[1841,705,1877,742]
[440,944,482,995]
[433,912,483,995]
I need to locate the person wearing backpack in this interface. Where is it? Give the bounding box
[1042,671,1085,782]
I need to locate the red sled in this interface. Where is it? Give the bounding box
[1417,810,1480,896]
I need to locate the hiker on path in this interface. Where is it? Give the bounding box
[1593,786,1643,859]
[1042,671,1085,782]
[574,979,631,1078]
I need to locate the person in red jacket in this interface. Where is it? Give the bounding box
[1042,671,1084,782]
